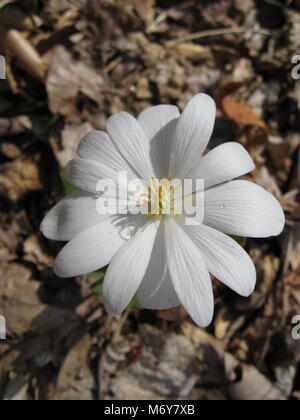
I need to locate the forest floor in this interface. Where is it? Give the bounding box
[0,0,300,400]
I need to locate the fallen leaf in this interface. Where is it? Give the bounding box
[0,263,78,336]
[46,46,104,118]
[0,157,42,202]
[222,96,268,133]
[57,121,93,168]
[132,0,155,27]
[54,332,94,400]
[23,234,53,269]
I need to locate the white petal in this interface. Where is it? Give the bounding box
[40,191,104,241]
[103,221,159,314]
[138,224,180,309]
[138,105,180,141]
[150,118,179,178]
[169,93,216,179]
[204,180,285,237]
[54,219,125,278]
[107,112,154,180]
[65,158,121,193]
[185,224,256,297]
[186,142,255,189]
[77,130,137,178]
[164,218,214,327]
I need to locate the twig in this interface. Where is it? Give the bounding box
[165,26,273,48]
[112,308,130,341]
[146,12,167,34]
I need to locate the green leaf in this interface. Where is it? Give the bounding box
[63,178,78,195]
[230,235,245,245]
[89,270,106,281]
[91,281,104,300]
[89,270,105,295]
[127,294,142,310]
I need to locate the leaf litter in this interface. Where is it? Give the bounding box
[0,0,299,400]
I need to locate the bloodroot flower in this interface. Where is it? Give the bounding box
[41,94,285,327]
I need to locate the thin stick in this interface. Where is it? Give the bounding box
[165,26,272,48]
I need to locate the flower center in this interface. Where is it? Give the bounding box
[144,177,182,219]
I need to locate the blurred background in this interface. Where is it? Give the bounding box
[0,0,299,401]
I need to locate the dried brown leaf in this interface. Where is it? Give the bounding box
[222,96,268,133]
[46,46,104,117]
[172,42,212,62]
[0,157,42,202]
[132,0,155,27]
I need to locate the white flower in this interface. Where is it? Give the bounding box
[41,93,285,327]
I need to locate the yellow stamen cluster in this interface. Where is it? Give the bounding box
[142,177,180,219]
[138,177,198,219]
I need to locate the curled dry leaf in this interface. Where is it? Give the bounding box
[0,29,46,82]
[228,363,284,400]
